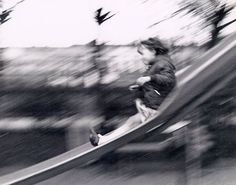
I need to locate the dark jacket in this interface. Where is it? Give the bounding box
[137,55,176,110]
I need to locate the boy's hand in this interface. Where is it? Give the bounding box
[136,76,151,86]
[129,84,140,91]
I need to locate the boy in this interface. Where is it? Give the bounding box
[90,37,176,146]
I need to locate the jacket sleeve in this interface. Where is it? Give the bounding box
[149,61,176,86]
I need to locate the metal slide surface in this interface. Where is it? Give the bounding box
[0,33,235,185]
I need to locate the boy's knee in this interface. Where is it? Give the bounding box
[128,114,142,125]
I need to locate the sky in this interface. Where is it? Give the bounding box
[1,0,236,47]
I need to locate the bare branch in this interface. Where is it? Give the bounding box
[147,6,189,29]
[218,18,236,30]
[148,14,177,28]
[95,8,115,25]
[5,0,26,11]
[0,0,27,25]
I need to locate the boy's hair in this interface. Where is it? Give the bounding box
[139,37,169,56]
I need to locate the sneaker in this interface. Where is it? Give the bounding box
[89,128,100,146]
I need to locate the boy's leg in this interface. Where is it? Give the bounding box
[91,113,142,145]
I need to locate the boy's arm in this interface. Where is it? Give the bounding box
[136,76,151,86]
[150,61,176,85]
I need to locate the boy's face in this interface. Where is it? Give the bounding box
[137,45,156,65]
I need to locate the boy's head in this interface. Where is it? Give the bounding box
[137,37,169,64]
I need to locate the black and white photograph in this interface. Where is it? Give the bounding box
[0,0,236,184]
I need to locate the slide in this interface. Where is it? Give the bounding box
[0,32,235,185]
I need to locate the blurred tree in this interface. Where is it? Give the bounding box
[0,0,27,73]
[92,8,115,82]
[95,8,115,26]
[89,8,116,129]
[0,9,12,25]
[175,0,236,48]
[0,0,26,25]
